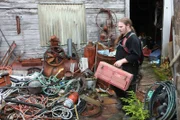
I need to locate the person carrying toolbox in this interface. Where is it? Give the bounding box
[113,17,143,109]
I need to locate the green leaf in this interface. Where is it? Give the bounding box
[121,91,149,120]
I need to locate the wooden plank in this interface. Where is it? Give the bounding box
[125,0,130,17]
[0,31,18,36]
[0,2,37,9]
[22,19,39,24]
[0,39,40,46]
[173,1,180,119]
[0,24,40,33]
[0,25,17,31]
[23,30,40,35]
[0,18,39,25]
[0,19,16,25]
[0,30,39,36]
[22,24,40,30]
[1,36,23,41]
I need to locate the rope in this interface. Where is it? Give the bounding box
[36,105,73,119]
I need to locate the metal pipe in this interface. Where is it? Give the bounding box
[4,98,44,109]
[67,38,72,57]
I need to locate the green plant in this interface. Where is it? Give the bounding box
[121,91,149,120]
[152,60,172,81]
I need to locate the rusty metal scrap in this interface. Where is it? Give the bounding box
[0,66,12,74]
[16,16,21,34]
[21,58,42,67]
[4,95,48,119]
[0,29,17,60]
[50,35,60,46]
[0,67,121,120]
[0,66,12,87]
[43,58,79,79]
[0,46,121,120]
[44,46,66,67]
[81,103,102,117]
[0,41,17,66]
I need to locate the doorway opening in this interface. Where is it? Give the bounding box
[130,0,163,50]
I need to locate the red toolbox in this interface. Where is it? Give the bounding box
[94,61,133,91]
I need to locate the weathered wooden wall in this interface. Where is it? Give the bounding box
[173,0,180,119]
[0,0,125,60]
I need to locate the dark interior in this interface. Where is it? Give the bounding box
[130,0,163,49]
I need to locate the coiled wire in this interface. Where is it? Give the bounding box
[144,81,176,120]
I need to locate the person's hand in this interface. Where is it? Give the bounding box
[114,58,128,67]
[114,60,123,67]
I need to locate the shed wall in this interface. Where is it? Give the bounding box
[0,0,125,59]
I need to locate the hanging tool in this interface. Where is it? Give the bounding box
[16,16,21,34]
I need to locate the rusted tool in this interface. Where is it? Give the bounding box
[0,29,17,60]
[16,16,21,34]
[0,41,17,66]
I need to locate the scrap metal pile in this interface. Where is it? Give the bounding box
[0,68,103,120]
[0,36,116,120]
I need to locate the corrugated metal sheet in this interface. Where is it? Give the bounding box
[38,3,87,47]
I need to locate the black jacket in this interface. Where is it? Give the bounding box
[115,31,141,65]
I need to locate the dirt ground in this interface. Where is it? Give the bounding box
[138,57,160,92]
[80,57,160,120]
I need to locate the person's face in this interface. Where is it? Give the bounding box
[118,21,129,35]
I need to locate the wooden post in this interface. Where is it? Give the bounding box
[170,49,180,67]
[176,76,180,119]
